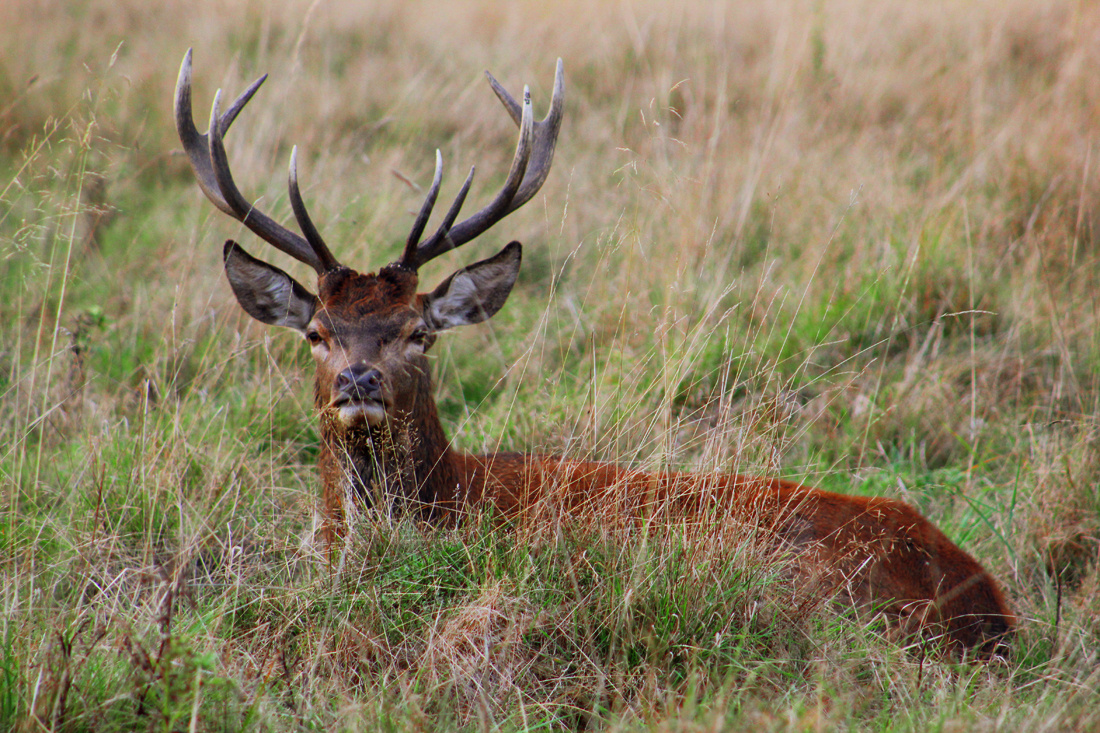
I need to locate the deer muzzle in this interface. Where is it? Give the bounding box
[332,365,386,427]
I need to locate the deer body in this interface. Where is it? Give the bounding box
[175,51,1014,655]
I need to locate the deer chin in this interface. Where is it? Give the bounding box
[334,400,387,428]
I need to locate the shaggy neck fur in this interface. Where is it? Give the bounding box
[317,363,463,525]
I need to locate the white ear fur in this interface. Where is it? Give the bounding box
[428,272,484,329]
[424,241,521,331]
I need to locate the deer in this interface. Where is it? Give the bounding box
[174,50,1014,656]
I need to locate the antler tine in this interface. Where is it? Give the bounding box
[288,147,340,272]
[174,49,338,275]
[174,49,263,218]
[400,105,530,269]
[427,165,476,250]
[485,57,566,214]
[206,87,332,274]
[399,59,565,270]
[400,150,444,267]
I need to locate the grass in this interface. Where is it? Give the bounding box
[3,0,1100,729]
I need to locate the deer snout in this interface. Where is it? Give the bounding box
[335,365,383,403]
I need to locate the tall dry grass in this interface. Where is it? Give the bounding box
[2,0,1099,729]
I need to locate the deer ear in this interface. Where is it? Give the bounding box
[423,241,521,331]
[223,240,317,332]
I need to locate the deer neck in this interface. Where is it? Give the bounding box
[317,373,462,518]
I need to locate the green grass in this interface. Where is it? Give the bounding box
[2,0,1100,729]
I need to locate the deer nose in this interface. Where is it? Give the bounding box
[335,366,383,401]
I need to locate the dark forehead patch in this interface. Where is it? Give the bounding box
[317,266,419,318]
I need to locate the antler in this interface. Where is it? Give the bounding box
[174,49,341,275]
[397,59,565,271]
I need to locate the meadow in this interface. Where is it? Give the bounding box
[2,0,1099,729]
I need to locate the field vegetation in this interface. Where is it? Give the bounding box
[2,0,1099,729]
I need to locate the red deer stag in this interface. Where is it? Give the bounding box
[174,50,1014,655]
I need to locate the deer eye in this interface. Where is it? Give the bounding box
[305,330,324,346]
[409,327,430,345]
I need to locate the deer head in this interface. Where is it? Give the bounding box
[174,50,563,437]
